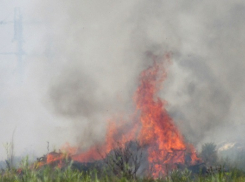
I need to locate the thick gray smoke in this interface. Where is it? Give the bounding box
[30,0,245,149]
[1,0,245,158]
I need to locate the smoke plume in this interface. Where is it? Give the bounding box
[33,0,245,149]
[1,0,245,157]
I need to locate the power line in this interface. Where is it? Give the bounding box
[0,7,24,73]
[0,11,13,24]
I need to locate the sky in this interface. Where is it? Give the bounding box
[0,0,245,161]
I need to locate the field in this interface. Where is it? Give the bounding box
[1,160,245,182]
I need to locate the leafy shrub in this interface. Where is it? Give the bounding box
[201,143,218,166]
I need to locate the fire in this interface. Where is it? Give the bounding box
[33,151,71,169]
[134,55,189,176]
[37,53,200,176]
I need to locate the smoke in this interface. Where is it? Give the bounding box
[1,0,245,158]
[160,1,245,146]
[32,0,245,148]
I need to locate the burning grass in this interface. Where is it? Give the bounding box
[35,54,201,178]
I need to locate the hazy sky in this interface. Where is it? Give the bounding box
[1,0,245,160]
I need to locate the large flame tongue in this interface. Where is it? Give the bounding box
[134,56,186,176]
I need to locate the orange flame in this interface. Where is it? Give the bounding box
[134,56,187,176]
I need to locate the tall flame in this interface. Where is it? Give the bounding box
[134,55,187,176]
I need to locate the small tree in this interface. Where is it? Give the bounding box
[103,140,145,179]
[201,143,218,166]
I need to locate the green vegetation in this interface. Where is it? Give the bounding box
[1,160,245,182]
[1,142,245,181]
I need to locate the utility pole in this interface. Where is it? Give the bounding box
[0,7,24,73]
[14,7,24,70]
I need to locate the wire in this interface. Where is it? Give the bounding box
[0,11,13,24]
[0,44,15,56]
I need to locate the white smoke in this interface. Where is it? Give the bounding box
[0,0,245,159]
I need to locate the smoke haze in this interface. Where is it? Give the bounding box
[0,0,245,159]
